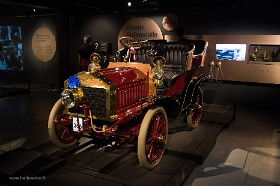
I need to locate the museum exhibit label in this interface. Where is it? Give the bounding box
[32,27,56,62]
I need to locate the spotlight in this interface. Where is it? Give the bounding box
[128,2,132,7]
[33,9,36,12]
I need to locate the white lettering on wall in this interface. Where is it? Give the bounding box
[118,17,163,49]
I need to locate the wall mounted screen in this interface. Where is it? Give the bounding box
[0,26,23,71]
[216,44,246,61]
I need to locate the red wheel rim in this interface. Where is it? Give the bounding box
[145,112,167,165]
[191,90,203,125]
[54,114,77,144]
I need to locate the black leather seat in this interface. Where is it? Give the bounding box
[179,40,208,67]
[157,42,195,88]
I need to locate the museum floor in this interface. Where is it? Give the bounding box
[184,106,280,186]
[0,84,279,186]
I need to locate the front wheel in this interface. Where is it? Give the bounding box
[48,99,78,148]
[186,87,203,129]
[138,106,168,170]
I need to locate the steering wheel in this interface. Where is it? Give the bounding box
[119,36,142,49]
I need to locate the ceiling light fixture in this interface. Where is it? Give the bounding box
[128,2,132,7]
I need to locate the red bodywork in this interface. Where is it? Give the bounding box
[98,67,149,113]
[68,67,153,140]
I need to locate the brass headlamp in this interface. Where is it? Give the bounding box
[61,88,84,108]
[151,56,166,85]
[88,53,101,73]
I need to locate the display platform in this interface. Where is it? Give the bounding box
[0,86,30,98]
[201,102,236,128]
[0,80,56,98]
[201,87,236,128]
[0,116,224,186]
[0,80,30,98]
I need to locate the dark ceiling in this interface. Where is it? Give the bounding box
[0,0,280,17]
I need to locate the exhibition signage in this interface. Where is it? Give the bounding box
[118,17,163,49]
[32,27,56,62]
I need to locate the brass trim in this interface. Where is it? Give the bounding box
[62,72,117,121]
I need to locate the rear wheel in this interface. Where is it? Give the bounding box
[48,99,78,148]
[186,88,203,129]
[138,106,168,170]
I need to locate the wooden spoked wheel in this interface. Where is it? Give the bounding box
[138,106,168,170]
[186,87,203,129]
[48,99,78,148]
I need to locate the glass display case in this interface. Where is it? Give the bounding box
[248,44,280,63]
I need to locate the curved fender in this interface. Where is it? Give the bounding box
[154,96,180,118]
[181,74,210,113]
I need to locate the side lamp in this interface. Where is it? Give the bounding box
[88,53,101,73]
[151,56,166,85]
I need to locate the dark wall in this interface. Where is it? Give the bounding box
[176,6,280,35]
[69,14,127,75]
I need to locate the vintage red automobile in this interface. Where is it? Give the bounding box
[48,37,209,170]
